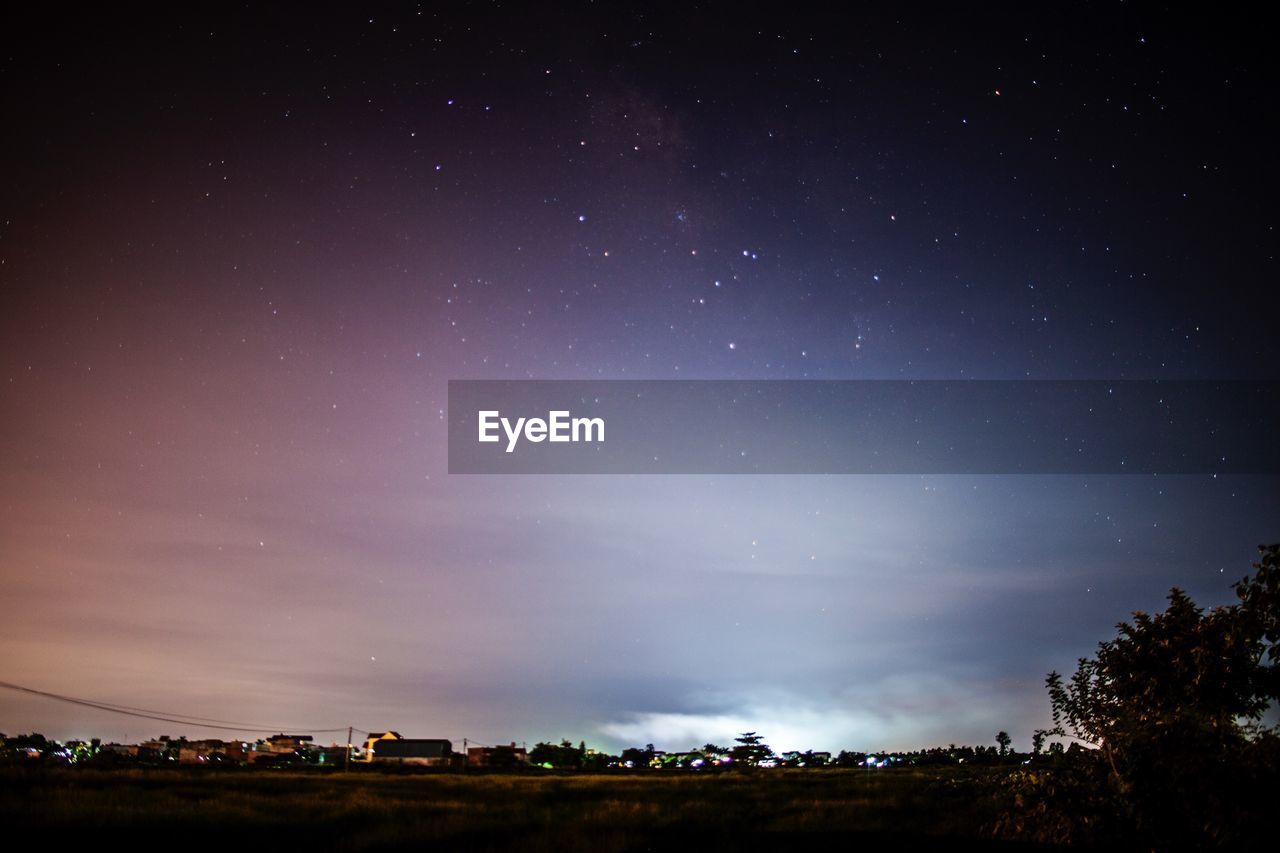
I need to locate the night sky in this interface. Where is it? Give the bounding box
[3,4,1278,752]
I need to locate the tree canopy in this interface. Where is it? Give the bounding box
[1032,543,1280,847]
[730,732,774,766]
[1047,543,1279,755]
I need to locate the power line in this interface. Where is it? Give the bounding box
[7,685,307,729]
[0,680,361,735]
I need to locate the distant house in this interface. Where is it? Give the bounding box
[139,737,173,761]
[654,751,703,769]
[371,738,452,766]
[467,742,528,768]
[263,734,313,753]
[245,734,314,764]
[136,736,249,764]
[177,739,249,764]
[362,731,402,762]
[314,743,353,766]
[778,750,832,767]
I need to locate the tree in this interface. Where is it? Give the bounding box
[995,731,1011,756]
[1030,729,1046,756]
[834,750,863,768]
[1036,543,1280,847]
[1047,545,1280,756]
[528,739,584,769]
[730,731,773,766]
[1234,541,1280,692]
[619,743,656,768]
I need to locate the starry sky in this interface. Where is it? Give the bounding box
[2,4,1278,752]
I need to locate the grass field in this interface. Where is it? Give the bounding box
[0,766,1059,851]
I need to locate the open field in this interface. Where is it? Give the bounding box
[0,766,1057,851]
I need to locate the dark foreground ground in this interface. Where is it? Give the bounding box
[0,765,1064,852]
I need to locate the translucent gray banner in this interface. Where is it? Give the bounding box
[447,380,1280,474]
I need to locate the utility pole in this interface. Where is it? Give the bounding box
[345,726,353,772]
